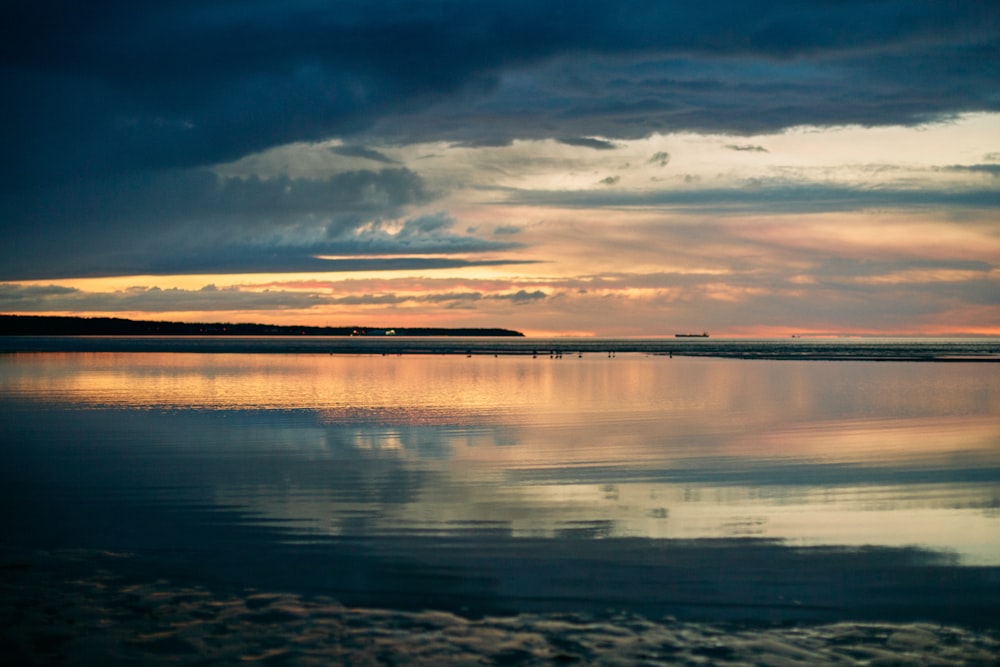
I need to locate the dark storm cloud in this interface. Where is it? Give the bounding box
[369,3,1000,144]
[3,1,998,188]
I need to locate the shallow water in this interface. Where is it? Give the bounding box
[3,548,998,667]
[1,346,999,661]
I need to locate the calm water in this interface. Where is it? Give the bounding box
[3,334,999,360]
[2,342,999,640]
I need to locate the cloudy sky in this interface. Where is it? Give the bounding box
[2,1,999,336]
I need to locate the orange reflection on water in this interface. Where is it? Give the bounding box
[5,352,998,460]
[4,352,542,418]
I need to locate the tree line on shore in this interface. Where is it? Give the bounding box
[0,315,524,337]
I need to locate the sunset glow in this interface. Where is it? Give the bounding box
[2,3,998,336]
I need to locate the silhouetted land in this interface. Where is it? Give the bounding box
[0,315,523,337]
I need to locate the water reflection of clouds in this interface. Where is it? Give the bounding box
[3,352,999,566]
[212,465,1000,564]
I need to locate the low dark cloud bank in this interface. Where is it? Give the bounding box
[0,168,522,279]
[1,1,997,279]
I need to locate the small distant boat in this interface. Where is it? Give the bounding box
[675,332,709,338]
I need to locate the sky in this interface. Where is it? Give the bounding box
[2,1,999,337]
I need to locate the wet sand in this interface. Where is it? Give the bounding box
[3,549,997,666]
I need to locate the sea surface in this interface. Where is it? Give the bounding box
[1,337,998,664]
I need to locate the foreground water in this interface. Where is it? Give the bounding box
[1,339,998,663]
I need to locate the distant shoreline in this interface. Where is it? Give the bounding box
[1,328,997,361]
[0,314,524,338]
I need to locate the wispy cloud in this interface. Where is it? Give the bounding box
[557,138,619,151]
[329,145,400,164]
[506,184,1000,214]
[0,282,550,314]
[649,152,671,167]
[941,164,1000,177]
[725,144,769,153]
[0,284,326,313]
